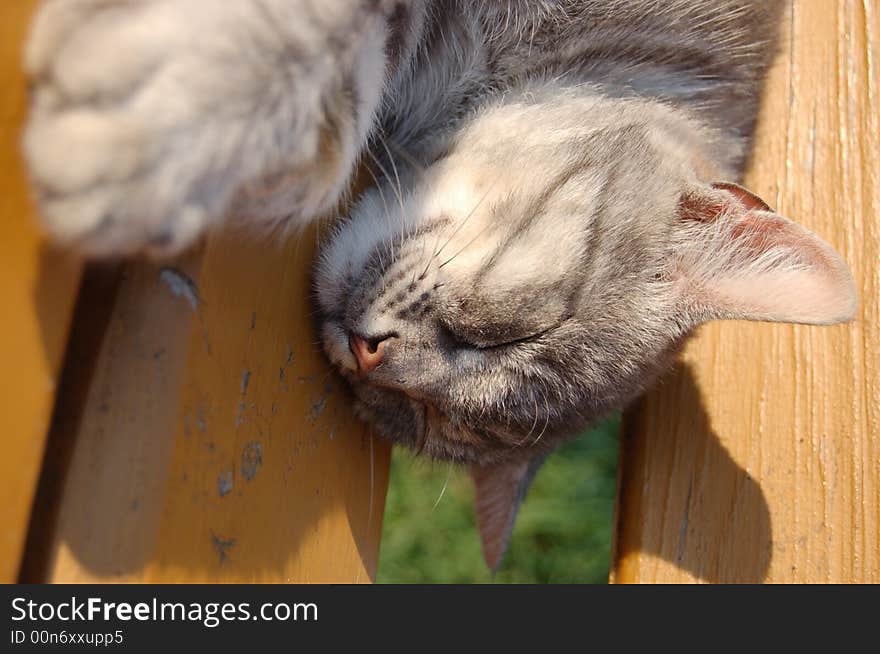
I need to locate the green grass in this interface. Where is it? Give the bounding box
[376,414,621,583]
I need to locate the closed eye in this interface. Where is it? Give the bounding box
[439,321,558,351]
[479,325,559,350]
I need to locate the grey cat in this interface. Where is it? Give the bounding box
[24,0,856,569]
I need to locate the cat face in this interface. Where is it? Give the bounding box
[315,88,854,569]
[315,90,856,471]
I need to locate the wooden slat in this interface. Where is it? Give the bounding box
[611,1,878,583]
[12,0,392,581]
[0,0,82,583]
[8,0,389,582]
[25,222,391,582]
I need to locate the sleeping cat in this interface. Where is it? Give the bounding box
[23,0,856,569]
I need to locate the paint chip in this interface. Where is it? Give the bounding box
[196,407,207,433]
[211,532,236,564]
[279,345,294,385]
[159,267,199,310]
[217,469,234,497]
[241,441,263,481]
[309,397,327,422]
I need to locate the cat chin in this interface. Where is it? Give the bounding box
[349,379,427,448]
[349,380,460,460]
[349,379,555,466]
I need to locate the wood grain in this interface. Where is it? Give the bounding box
[11,3,391,583]
[5,0,389,583]
[611,1,879,583]
[25,224,391,583]
[0,0,82,583]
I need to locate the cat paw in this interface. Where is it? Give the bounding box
[23,1,231,255]
[24,110,215,256]
[23,0,385,256]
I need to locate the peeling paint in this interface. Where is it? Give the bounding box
[308,380,336,422]
[308,397,327,422]
[210,532,236,564]
[279,344,294,386]
[235,401,246,428]
[241,441,263,481]
[195,407,207,433]
[159,267,200,310]
[235,371,252,428]
[217,469,234,497]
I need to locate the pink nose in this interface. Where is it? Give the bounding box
[349,333,389,375]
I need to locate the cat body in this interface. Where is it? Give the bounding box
[24,0,855,568]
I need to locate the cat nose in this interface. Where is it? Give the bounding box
[348,332,392,375]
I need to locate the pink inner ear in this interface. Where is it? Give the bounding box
[675,183,857,326]
[710,181,772,212]
[728,213,809,261]
[679,182,773,223]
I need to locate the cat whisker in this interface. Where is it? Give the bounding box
[381,138,430,181]
[375,132,408,264]
[432,464,452,510]
[516,391,542,446]
[531,392,551,447]
[360,155,393,290]
[437,220,495,269]
[414,403,430,456]
[430,177,498,265]
[376,132,431,285]
[367,431,375,533]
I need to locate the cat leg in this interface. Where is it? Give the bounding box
[23,0,396,256]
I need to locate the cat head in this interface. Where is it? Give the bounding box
[314,89,856,568]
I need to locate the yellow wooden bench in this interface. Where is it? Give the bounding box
[3,0,389,584]
[2,1,876,583]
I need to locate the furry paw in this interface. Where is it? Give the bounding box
[23,1,229,255]
[23,0,380,256]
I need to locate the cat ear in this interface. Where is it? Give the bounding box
[470,454,546,571]
[673,182,857,325]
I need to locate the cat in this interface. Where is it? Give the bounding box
[23,0,857,570]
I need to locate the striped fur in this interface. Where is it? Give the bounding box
[24,1,856,567]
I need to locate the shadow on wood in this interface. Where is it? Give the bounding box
[22,227,390,583]
[0,0,83,582]
[615,363,772,583]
